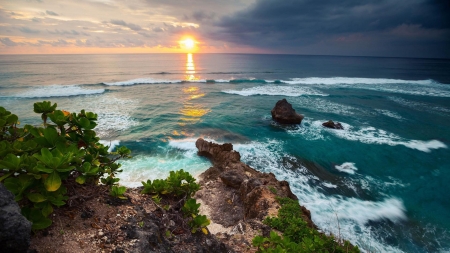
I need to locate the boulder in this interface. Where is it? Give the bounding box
[0,184,32,253]
[271,99,304,124]
[322,120,344,130]
[219,170,248,189]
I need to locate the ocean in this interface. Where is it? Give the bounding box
[0,53,449,252]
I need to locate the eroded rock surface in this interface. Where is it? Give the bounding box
[271,98,304,124]
[194,138,315,252]
[0,184,32,253]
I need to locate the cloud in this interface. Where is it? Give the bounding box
[191,11,215,22]
[45,10,59,16]
[0,37,19,46]
[19,27,40,34]
[214,0,450,57]
[110,19,142,31]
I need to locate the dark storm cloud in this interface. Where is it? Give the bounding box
[110,19,142,31]
[215,0,450,57]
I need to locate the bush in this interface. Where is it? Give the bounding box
[0,101,131,230]
[253,197,360,253]
[141,169,209,234]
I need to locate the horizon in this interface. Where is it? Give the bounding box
[1,0,449,58]
[1,52,449,61]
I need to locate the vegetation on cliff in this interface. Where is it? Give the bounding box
[1,102,360,252]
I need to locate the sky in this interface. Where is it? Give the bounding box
[0,0,449,58]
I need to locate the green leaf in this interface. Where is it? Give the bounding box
[41,202,53,217]
[44,171,61,192]
[22,207,52,230]
[0,153,21,170]
[79,117,91,129]
[37,148,53,165]
[75,175,86,184]
[43,127,59,146]
[34,164,54,174]
[33,101,57,114]
[27,193,47,203]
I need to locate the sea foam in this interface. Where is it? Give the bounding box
[99,140,120,152]
[283,77,435,85]
[291,119,447,153]
[284,77,450,97]
[233,139,407,252]
[335,162,358,174]
[6,85,105,98]
[327,122,447,153]
[118,139,211,187]
[222,85,327,97]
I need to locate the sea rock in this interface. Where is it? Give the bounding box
[322,120,344,129]
[271,98,304,124]
[196,138,240,168]
[0,184,32,253]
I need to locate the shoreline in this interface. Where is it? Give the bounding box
[26,138,358,252]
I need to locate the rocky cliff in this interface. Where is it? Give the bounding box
[194,138,315,252]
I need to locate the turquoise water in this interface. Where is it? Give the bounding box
[1,54,449,252]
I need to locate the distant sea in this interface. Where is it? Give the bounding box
[1,54,449,252]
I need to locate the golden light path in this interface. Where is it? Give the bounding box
[179,53,210,126]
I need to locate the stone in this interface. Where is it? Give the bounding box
[0,184,32,253]
[322,120,344,129]
[219,170,248,189]
[271,98,304,124]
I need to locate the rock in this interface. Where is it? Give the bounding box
[322,120,344,129]
[194,138,316,251]
[219,170,248,189]
[0,184,32,253]
[271,99,304,124]
[196,138,241,168]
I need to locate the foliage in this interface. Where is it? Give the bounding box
[0,102,131,230]
[141,170,209,234]
[110,185,127,199]
[141,169,199,198]
[253,197,360,253]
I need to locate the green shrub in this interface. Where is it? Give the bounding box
[253,197,360,253]
[141,169,199,198]
[141,169,209,234]
[0,102,131,230]
[110,185,127,199]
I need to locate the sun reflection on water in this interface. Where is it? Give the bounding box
[185,53,199,81]
[179,53,209,126]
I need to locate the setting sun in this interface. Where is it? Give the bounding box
[180,37,196,51]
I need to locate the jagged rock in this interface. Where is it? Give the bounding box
[271,99,304,124]
[322,120,344,129]
[194,138,316,251]
[220,170,248,189]
[0,184,32,253]
[196,138,240,167]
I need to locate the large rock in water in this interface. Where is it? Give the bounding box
[322,120,344,130]
[0,184,32,253]
[271,98,304,124]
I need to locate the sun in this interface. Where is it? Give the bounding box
[180,37,196,50]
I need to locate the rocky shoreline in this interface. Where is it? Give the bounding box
[3,138,340,253]
[194,138,316,252]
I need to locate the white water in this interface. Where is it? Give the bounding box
[289,119,447,153]
[2,85,105,98]
[222,85,328,97]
